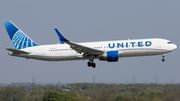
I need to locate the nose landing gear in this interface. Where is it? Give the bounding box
[162,58,165,62]
[162,54,166,62]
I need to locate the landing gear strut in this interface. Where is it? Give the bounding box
[87,55,96,68]
[162,54,166,62]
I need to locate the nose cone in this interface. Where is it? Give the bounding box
[171,44,177,51]
[174,44,177,50]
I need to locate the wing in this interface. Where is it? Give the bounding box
[54,28,104,55]
[6,48,30,54]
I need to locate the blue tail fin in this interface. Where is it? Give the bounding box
[3,21,38,49]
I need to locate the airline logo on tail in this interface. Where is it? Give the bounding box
[3,21,38,49]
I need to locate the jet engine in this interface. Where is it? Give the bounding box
[99,51,119,62]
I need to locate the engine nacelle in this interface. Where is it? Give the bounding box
[99,51,119,62]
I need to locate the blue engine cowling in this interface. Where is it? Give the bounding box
[99,51,119,62]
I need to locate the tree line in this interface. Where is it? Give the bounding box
[0,83,179,101]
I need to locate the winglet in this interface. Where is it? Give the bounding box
[54,28,68,44]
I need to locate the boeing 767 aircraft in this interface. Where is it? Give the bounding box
[3,21,177,68]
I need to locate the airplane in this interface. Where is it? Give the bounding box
[3,20,177,68]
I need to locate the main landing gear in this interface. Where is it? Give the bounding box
[88,61,96,68]
[162,54,166,62]
[87,55,96,68]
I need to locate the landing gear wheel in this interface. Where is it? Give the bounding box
[88,62,91,67]
[162,59,165,62]
[92,63,96,68]
[87,61,96,68]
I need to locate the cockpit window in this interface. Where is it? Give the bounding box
[167,42,173,44]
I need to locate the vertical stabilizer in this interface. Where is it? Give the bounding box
[3,21,38,49]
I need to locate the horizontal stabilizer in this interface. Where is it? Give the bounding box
[6,48,30,54]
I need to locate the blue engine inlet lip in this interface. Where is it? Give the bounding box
[107,51,119,62]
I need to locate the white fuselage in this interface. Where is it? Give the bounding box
[9,38,177,61]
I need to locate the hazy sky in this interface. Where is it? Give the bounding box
[0,0,179,84]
